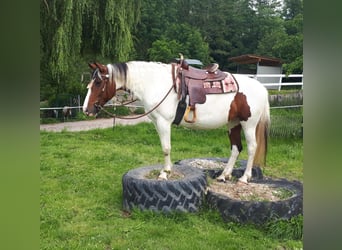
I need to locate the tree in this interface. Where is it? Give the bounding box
[135,1,211,64]
[163,23,211,64]
[282,0,303,20]
[227,0,259,57]
[186,0,235,69]
[148,38,183,63]
[134,0,175,60]
[280,13,303,74]
[40,0,141,102]
[255,0,303,74]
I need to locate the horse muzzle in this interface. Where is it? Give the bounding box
[83,104,101,117]
[83,110,94,117]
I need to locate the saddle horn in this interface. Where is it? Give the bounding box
[178,53,188,70]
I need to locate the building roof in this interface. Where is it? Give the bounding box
[184,59,203,66]
[228,54,282,66]
[172,58,203,66]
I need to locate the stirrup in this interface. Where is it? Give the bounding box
[184,106,197,123]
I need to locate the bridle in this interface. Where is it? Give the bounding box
[91,68,119,111]
[92,68,108,81]
[92,68,110,91]
[91,72,107,113]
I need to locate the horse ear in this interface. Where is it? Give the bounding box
[88,62,97,70]
[95,62,107,73]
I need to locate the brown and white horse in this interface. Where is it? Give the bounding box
[82,61,270,183]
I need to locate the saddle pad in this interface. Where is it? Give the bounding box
[204,72,237,94]
[223,73,238,92]
[187,72,238,108]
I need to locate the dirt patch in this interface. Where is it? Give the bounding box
[145,169,185,180]
[188,159,226,169]
[208,180,294,202]
[40,116,151,132]
[184,158,290,201]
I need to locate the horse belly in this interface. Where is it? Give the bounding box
[180,94,234,129]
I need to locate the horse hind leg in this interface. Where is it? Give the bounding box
[238,125,257,184]
[217,124,242,182]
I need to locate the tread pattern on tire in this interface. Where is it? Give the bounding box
[206,178,303,224]
[122,165,207,213]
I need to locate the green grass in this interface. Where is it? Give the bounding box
[40,123,303,249]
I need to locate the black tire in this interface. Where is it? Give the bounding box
[206,178,303,224]
[122,165,207,213]
[175,157,263,180]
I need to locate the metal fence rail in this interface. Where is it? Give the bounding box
[247,74,303,91]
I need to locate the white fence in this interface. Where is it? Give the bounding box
[40,106,83,111]
[247,74,303,91]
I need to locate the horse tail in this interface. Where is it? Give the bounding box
[253,95,270,167]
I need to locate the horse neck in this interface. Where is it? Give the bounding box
[125,61,173,100]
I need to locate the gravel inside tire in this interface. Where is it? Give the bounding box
[122,165,207,213]
[175,157,263,180]
[206,178,303,224]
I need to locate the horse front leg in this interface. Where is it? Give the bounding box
[153,118,173,180]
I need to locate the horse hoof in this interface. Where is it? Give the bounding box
[158,171,168,180]
[237,176,249,185]
[236,180,248,185]
[216,175,226,182]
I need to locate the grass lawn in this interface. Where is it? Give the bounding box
[41,122,303,249]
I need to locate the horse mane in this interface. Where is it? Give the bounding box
[107,63,128,87]
[116,61,171,91]
[107,61,167,89]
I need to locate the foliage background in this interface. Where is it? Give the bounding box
[40,0,303,105]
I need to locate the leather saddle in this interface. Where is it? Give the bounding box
[173,60,238,124]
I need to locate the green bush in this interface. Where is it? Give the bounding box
[113,106,131,116]
[133,107,145,115]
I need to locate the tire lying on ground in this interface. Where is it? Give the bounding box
[206,178,303,224]
[175,157,263,180]
[122,165,207,213]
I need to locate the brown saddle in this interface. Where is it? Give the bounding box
[174,61,238,123]
[180,62,227,81]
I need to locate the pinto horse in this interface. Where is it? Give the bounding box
[82,61,270,184]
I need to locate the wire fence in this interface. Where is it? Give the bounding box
[270,107,302,138]
[40,106,302,139]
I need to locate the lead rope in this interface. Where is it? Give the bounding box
[96,84,175,128]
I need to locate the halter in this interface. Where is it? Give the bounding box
[92,68,110,92]
[95,84,175,125]
[92,68,109,81]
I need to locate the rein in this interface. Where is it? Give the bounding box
[95,84,175,125]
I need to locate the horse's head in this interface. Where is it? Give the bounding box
[82,62,117,116]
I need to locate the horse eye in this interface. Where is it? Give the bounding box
[94,80,101,87]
